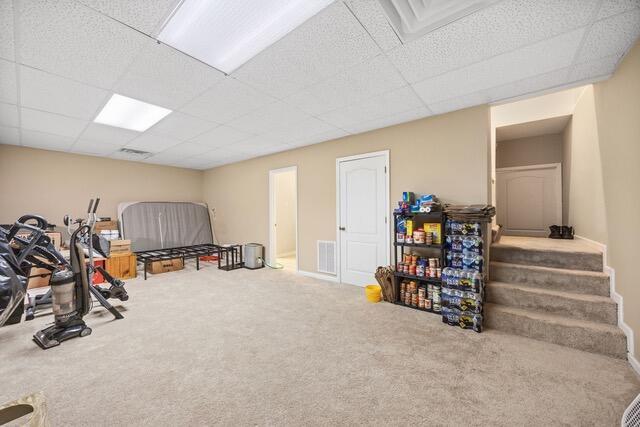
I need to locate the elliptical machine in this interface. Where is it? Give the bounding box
[33,198,127,349]
[24,198,128,321]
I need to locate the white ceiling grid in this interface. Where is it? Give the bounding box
[0,0,637,170]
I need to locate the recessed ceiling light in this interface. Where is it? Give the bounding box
[94,94,172,132]
[158,0,334,74]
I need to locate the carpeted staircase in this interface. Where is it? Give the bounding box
[485,237,627,359]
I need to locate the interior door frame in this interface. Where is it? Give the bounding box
[269,166,298,272]
[496,162,562,235]
[335,150,390,284]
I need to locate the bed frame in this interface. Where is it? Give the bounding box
[135,243,244,280]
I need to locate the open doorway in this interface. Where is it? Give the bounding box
[491,86,585,237]
[269,167,297,271]
[495,117,568,236]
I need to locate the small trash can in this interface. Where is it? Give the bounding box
[244,243,264,269]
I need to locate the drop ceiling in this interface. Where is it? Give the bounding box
[0,0,639,170]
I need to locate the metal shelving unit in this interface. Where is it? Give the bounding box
[392,211,446,315]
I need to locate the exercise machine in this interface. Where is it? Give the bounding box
[24,198,128,321]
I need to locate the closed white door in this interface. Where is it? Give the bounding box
[338,154,388,286]
[496,163,562,237]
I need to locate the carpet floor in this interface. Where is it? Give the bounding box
[1,264,638,426]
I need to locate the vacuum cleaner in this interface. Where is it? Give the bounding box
[33,225,93,349]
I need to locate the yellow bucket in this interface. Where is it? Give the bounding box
[365,284,382,303]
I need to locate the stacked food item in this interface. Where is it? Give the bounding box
[397,253,441,278]
[441,219,485,332]
[398,280,442,312]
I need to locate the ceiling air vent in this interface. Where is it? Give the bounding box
[377,0,500,42]
[118,148,152,158]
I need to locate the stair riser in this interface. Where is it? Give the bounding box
[486,285,617,325]
[490,264,610,297]
[485,308,627,359]
[491,247,603,272]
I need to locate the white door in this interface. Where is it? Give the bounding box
[338,153,388,286]
[496,163,562,237]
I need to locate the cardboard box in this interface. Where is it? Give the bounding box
[423,223,442,244]
[106,253,137,280]
[95,220,118,232]
[27,267,52,289]
[147,258,183,274]
[109,239,131,255]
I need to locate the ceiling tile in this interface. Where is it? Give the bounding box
[0,103,19,128]
[387,0,600,84]
[79,123,139,145]
[0,59,17,104]
[344,0,401,51]
[113,41,224,110]
[77,0,179,35]
[0,0,14,61]
[264,117,341,145]
[427,92,492,116]
[180,77,276,124]
[108,150,151,161]
[576,8,640,64]
[488,68,572,102]
[318,86,424,130]
[596,0,640,20]
[233,136,283,154]
[234,2,381,97]
[71,139,121,156]
[152,142,212,160]
[287,128,349,148]
[148,112,218,141]
[412,29,584,105]
[344,107,431,134]
[189,125,252,149]
[20,108,88,138]
[20,66,109,120]
[0,125,20,146]
[570,55,620,82]
[285,55,407,116]
[125,133,182,153]
[18,0,148,88]
[227,102,311,135]
[21,129,75,151]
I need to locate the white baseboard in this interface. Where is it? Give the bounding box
[629,353,640,378]
[574,236,639,376]
[297,269,339,283]
[277,251,296,258]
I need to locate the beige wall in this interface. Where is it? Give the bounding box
[561,86,608,243]
[496,133,563,168]
[203,106,490,275]
[0,145,203,226]
[275,170,296,257]
[592,41,640,357]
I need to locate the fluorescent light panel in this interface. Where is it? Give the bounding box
[94,94,172,132]
[158,0,334,74]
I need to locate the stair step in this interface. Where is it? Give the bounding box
[484,303,627,359]
[490,262,610,297]
[490,244,602,272]
[486,282,617,325]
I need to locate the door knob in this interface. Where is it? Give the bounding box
[339,226,346,231]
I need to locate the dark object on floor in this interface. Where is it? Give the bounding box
[561,226,574,239]
[0,392,49,426]
[375,266,395,302]
[549,225,562,239]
